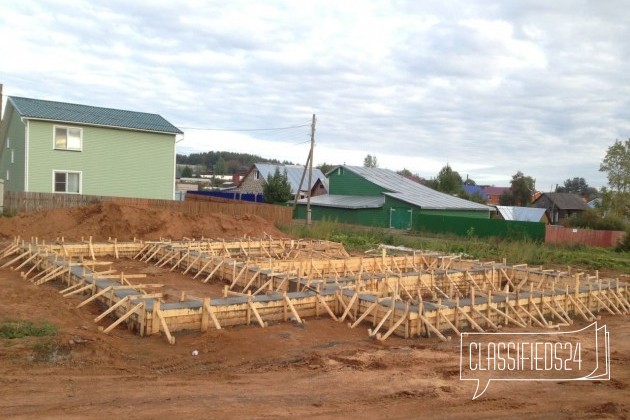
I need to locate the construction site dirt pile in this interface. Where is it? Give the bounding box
[0,201,287,241]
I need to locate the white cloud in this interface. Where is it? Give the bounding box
[1,0,629,190]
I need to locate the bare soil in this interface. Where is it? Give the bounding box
[0,201,288,241]
[0,204,628,419]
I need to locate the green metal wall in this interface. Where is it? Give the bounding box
[294,204,386,227]
[327,167,386,196]
[386,197,489,219]
[0,103,27,191]
[295,196,490,228]
[414,214,545,241]
[417,208,490,218]
[26,120,175,199]
[295,205,543,240]
[297,167,492,231]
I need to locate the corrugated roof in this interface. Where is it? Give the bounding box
[255,163,327,194]
[534,192,589,210]
[496,206,546,222]
[297,194,385,209]
[342,166,492,211]
[9,96,183,135]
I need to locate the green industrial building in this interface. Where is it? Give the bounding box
[0,96,182,199]
[295,165,491,229]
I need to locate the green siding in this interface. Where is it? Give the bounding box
[0,104,27,191]
[295,205,543,240]
[328,167,386,196]
[295,195,489,228]
[414,214,545,241]
[294,205,386,227]
[387,197,489,221]
[26,120,175,199]
[417,209,489,218]
[296,167,490,231]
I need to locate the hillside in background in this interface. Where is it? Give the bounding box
[177,151,294,175]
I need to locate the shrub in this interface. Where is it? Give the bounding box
[565,209,627,231]
[615,229,630,252]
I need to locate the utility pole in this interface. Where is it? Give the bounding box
[306,114,316,225]
[293,148,311,208]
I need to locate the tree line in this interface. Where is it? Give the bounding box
[177,151,293,175]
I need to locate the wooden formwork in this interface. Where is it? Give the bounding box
[1,237,628,345]
[0,238,345,344]
[340,280,630,341]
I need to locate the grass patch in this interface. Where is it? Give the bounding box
[0,319,57,339]
[30,338,69,363]
[282,221,630,272]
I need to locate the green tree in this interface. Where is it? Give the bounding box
[263,168,292,204]
[599,139,630,219]
[600,187,630,219]
[397,168,413,177]
[423,178,438,189]
[181,166,193,178]
[363,154,379,168]
[600,139,630,193]
[499,190,515,205]
[556,177,587,194]
[435,164,464,195]
[556,177,599,201]
[510,171,536,206]
[317,162,334,174]
[214,157,228,174]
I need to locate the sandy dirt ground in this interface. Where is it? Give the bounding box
[0,204,628,419]
[0,201,288,241]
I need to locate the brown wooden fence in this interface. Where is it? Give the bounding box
[2,191,293,226]
[545,225,626,248]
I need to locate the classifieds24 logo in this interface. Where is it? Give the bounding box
[460,322,610,399]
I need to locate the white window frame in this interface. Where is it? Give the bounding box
[52,170,82,194]
[53,125,83,151]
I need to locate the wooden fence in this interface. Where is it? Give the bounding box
[545,225,626,248]
[2,191,293,226]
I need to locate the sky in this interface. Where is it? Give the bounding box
[1,0,628,191]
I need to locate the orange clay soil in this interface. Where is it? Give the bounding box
[0,204,629,419]
[0,201,288,241]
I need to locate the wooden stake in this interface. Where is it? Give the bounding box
[155,309,176,344]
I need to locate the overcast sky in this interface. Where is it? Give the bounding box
[1,0,628,190]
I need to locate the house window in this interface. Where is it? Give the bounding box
[54,126,82,151]
[53,171,81,194]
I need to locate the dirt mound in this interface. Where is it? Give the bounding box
[0,201,287,241]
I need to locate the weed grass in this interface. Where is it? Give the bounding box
[0,319,57,339]
[282,220,629,272]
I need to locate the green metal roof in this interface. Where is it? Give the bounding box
[8,96,183,135]
[340,166,492,211]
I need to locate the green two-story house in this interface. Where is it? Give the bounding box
[0,96,183,199]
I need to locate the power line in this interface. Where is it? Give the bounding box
[178,123,311,132]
